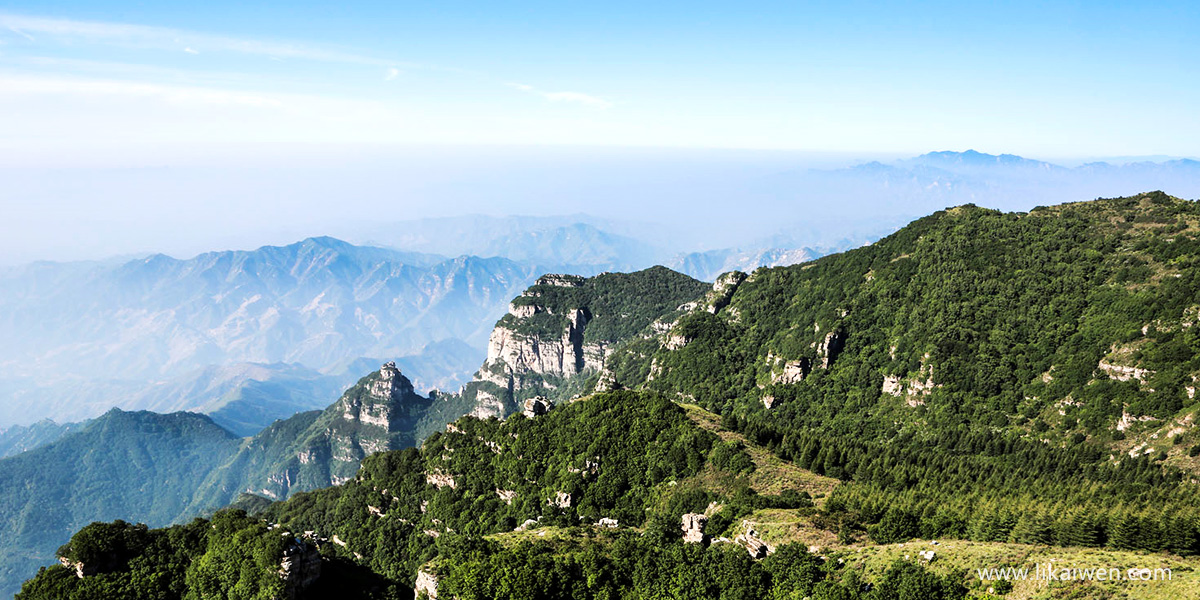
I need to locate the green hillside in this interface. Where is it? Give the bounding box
[186,363,435,511]
[16,193,1200,599]
[18,391,973,600]
[628,192,1200,553]
[0,364,436,597]
[0,410,241,597]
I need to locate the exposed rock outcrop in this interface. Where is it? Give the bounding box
[549,491,572,509]
[735,522,773,559]
[816,328,846,369]
[415,567,439,599]
[705,271,746,314]
[341,363,421,430]
[1116,410,1156,432]
[881,375,903,396]
[425,471,457,489]
[665,333,690,350]
[207,361,436,503]
[537,274,585,288]
[58,557,99,579]
[522,396,552,418]
[469,389,506,420]
[509,302,540,318]
[277,539,321,600]
[772,359,811,385]
[764,326,845,385]
[484,307,604,381]
[881,354,938,403]
[595,368,620,392]
[452,267,710,420]
[681,513,708,544]
[1098,360,1153,382]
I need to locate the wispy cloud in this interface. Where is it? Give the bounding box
[6,25,34,42]
[0,74,285,108]
[0,13,400,67]
[0,13,616,122]
[507,82,612,109]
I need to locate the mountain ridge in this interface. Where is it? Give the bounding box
[13,191,1200,600]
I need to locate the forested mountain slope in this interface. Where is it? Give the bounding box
[619,191,1200,550]
[0,363,437,597]
[16,192,1200,600]
[186,362,435,510]
[424,266,710,422]
[19,391,973,600]
[0,410,241,597]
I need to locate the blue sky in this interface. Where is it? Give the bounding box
[1,1,1199,264]
[0,1,1197,162]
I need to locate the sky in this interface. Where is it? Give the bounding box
[1,1,1197,159]
[0,1,1198,262]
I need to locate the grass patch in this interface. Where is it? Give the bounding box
[837,540,1200,600]
[680,403,840,503]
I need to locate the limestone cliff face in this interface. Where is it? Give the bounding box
[759,322,847,389]
[450,267,711,420]
[190,362,434,506]
[464,275,608,419]
[485,306,605,380]
[277,539,321,600]
[280,362,431,495]
[341,362,418,429]
[465,306,597,419]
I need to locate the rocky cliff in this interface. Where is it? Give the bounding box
[438,267,711,419]
[188,362,434,508]
[482,275,610,393]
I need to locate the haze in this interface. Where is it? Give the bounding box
[2,1,1199,264]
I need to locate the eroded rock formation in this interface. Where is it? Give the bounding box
[415,567,439,599]
[277,539,321,600]
[681,513,708,544]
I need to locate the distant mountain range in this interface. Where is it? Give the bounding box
[0,228,867,430]
[357,217,663,269]
[14,192,1200,599]
[3,149,1195,433]
[0,237,552,427]
[803,150,1200,217]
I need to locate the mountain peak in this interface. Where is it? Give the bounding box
[909,149,1059,170]
[295,236,354,250]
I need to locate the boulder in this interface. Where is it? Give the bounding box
[522,396,552,418]
[681,513,708,544]
[734,522,773,559]
[549,491,572,509]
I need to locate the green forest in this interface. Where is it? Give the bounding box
[629,192,1200,556]
[17,391,968,600]
[16,193,1200,599]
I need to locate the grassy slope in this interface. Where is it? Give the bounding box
[656,403,1200,599]
[475,400,1200,599]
